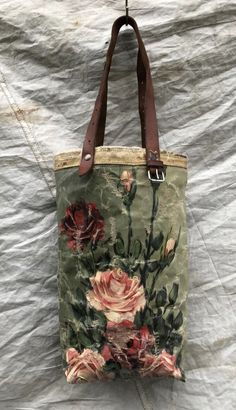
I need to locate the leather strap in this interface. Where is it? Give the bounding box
[79,15,164,177]
[95,45,146,148]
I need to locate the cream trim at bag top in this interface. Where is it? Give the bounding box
[54,147,187,171]
[54,15,189,384]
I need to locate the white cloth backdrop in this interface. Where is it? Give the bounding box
[0,1,236,409]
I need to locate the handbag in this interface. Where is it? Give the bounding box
[54,15,188,384]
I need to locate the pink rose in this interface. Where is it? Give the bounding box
[139,350,182,379]
[86,268,146,323]
[65,347,114,383]
[120,170,134,192]
[164,238,175,256]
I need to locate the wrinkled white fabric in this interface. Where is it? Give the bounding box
[0,1,236,409]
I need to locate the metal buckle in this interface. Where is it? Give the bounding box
[148,168,165,182]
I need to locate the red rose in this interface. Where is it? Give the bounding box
[60,201,105,251]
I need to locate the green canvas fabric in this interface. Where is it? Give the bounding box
[54,160,188,384]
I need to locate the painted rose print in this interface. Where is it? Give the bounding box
[86,268,146,323]
[139,350,182,379]
[65,348,115,383]
[58,167,186,383]
[164,238,176,256]
[102,324,156,369]
[120,170,134,192]
[105,323,155,354]
[60,200,105,251]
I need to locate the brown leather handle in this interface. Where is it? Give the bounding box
[95,16,158,153]
[79,15,163,177]
[95,39,147,148]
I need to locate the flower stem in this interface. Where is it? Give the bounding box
[140,184,159,288]
[90,246,96,273]
[127,205,132,257]
[148,267,161,301]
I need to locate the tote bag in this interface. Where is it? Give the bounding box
[54,15,188,384]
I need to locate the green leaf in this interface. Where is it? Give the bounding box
[156,287,167,307]
[131,239,142,259]
[158,260,167,270]
[166,311,174,326]
[94,310,107,328]
[165,251,175,266]
[103,360,121,373]
[134,310,143,328]
[97,252,111,270]
[176,350,182,367]
[147,260,159,272]
[75,276,91,293]
[76,287,87,303]
[129,181,137,201]
[169,283,179,305]
[79,255,94,274]
[88,308,95,321]
[159,334,168,348]
[151,232,164,251]
[78,330,92,347]
[84,316,93,328]
[66,322,77,346]
[153,315,165,334]
[144,308,153,328]
[90,329,103,343]
[149,290,157,301]
[114,234,125,257]
[173,311,183,330]
[165,342,174,354]
[71,304,85,320]
[123,195,132,207]
[169,332,182,346]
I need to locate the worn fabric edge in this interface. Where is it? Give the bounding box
[53,146,188,171]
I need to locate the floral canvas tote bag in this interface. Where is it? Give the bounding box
[54,15,188,384]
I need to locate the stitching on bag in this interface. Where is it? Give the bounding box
[0,71,56,199]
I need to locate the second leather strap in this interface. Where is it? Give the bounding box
[79,15,163,177]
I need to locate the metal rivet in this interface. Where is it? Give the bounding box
[84,154,91,161]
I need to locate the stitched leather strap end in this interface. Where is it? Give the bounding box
[79,152,94,176]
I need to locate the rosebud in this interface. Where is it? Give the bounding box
[164,238,175,256]
[120,170,134,193]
